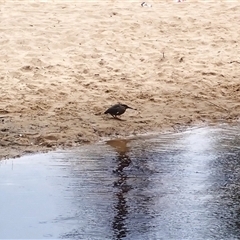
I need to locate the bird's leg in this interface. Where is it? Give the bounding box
[115,116,124,121]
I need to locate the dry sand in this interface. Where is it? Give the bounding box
[0,1,239,159]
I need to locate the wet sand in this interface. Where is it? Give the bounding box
[0,1,239,159]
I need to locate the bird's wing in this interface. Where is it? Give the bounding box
[115,105,121,114]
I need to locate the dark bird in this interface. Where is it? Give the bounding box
[104,103,136,118]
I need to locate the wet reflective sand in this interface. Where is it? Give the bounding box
[0,125,240,239]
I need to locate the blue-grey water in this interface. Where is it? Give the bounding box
[0,125,240,239]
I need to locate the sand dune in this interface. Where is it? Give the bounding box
[0,1,239,159]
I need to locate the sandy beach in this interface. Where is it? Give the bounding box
[0,1,239,159]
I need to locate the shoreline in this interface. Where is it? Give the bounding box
[0,118,238,160]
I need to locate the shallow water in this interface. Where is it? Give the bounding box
[1,125,240,239]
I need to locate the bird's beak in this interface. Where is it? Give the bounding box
[128,106,137,110]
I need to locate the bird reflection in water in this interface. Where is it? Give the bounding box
[106,139,132,240]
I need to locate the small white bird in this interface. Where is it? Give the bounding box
[141,2,152,7]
